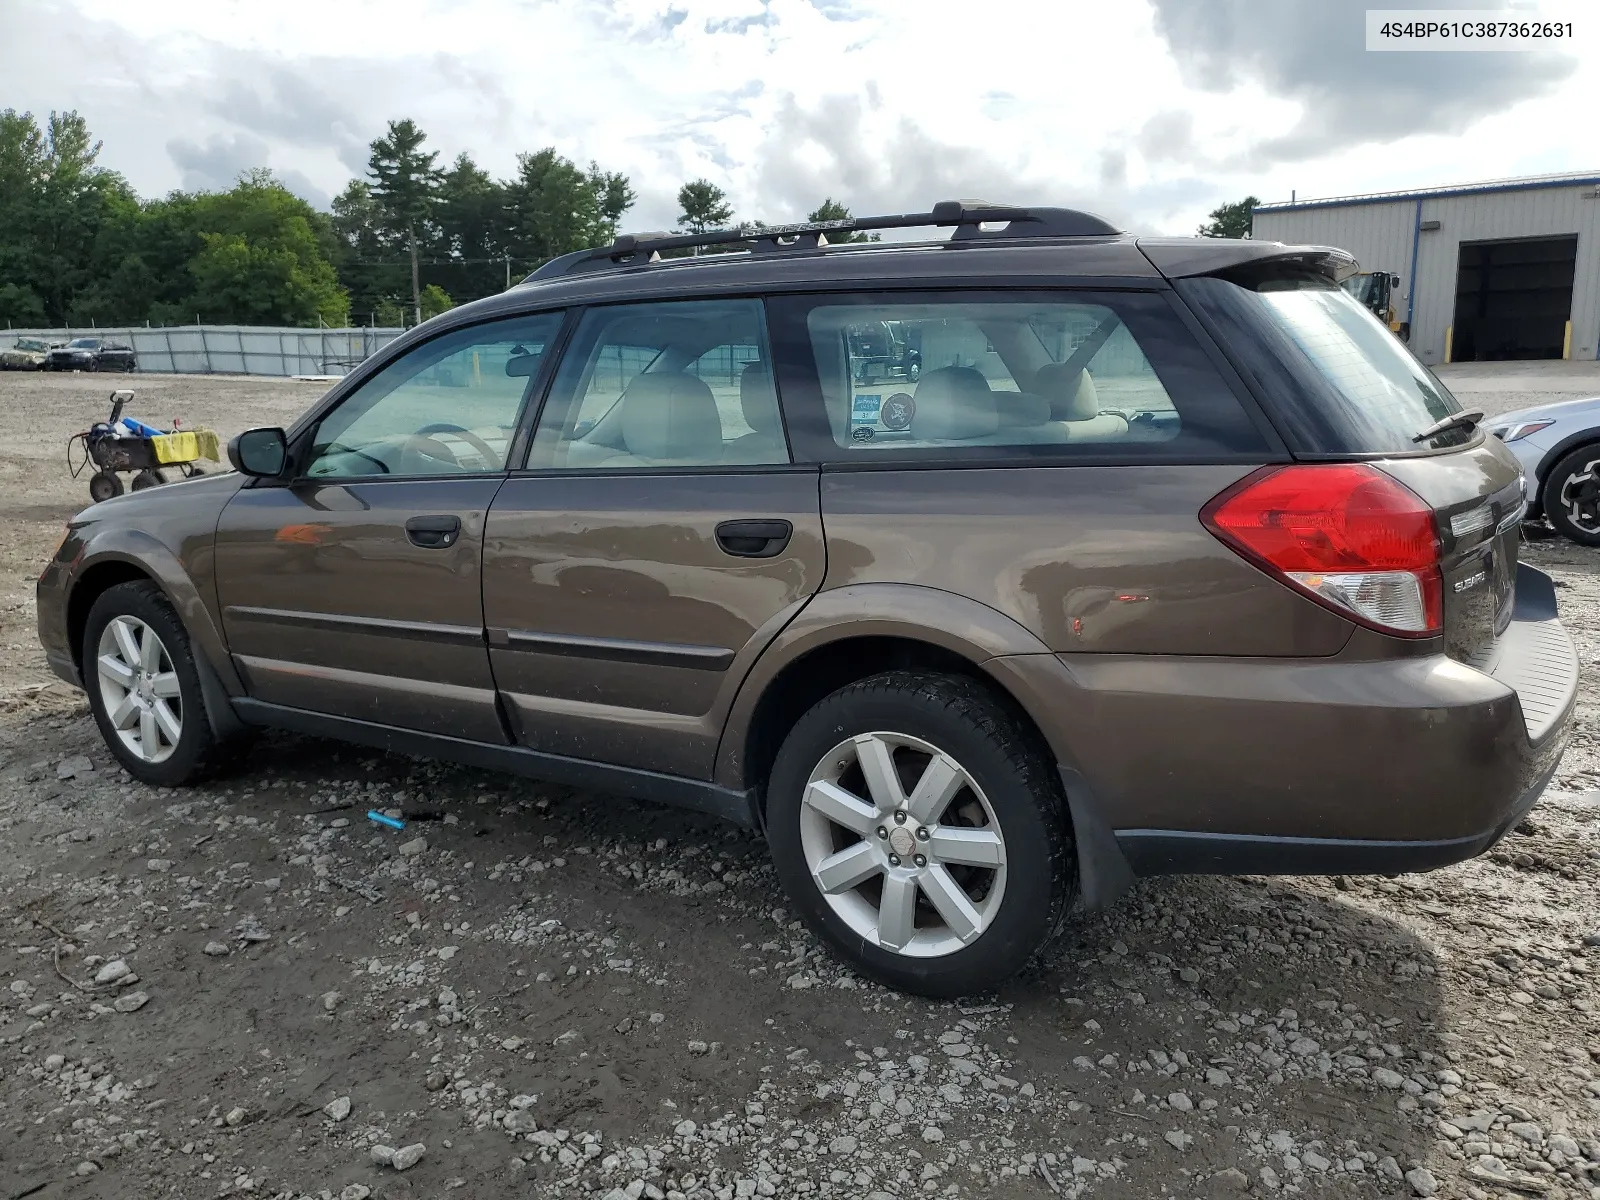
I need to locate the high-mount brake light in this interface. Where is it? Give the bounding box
[1201,464,1443,637]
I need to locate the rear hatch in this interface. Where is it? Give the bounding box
[1176,266,1526,661]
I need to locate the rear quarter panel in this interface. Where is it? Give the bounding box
[818,465,1353,655]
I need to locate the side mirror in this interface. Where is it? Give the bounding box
[505,353,541,378]
[228,427,288,478]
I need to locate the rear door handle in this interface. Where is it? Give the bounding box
[715,519,793,559]
[405,515,461,548]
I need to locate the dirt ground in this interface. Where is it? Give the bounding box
[0,365,1598,1200]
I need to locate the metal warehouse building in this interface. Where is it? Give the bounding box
[1252,172,1600,366]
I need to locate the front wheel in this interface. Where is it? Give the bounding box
[83,581,246,786]
[1542,445,1600,547]
[766,671,1074,997]
[88,470,124,503]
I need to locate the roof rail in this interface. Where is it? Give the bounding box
[520,200,1121,283]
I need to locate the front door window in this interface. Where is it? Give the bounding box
[306,313,563,478]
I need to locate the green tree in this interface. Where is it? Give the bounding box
[589,164,636,245]
[329,180,401,322]
[807,198,876,244]
[367,119,441,325]
[420,283,455,320]
[181,172,349,325]
[676,179,733,234]
[0,109,49,324]
[0,108,134,325]
[434,153,509,300]
[505,148,635,267]
[1197,196,1259,239]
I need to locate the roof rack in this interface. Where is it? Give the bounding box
[521,200,1122,283]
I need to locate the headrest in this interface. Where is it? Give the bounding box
[740,362,780,436]
[1032,362,1101,421]
[621,373,722,460]
[909,367,998,441]
[995,390,1051,428]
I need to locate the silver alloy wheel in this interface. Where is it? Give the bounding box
[96,615,182,764]
[799,731,1007,959]
[1560,457,1600,535]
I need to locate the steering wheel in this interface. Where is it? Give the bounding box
[404,423,502,472]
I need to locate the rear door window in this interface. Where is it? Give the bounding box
[526,298,788,469]
[1179,275,1467,453]
[767,291,1270,463]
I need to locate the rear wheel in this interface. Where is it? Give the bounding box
[131,468,167,491]
[1542,445,1600,547]
[83,581,246,786]
[766,671,1074,997]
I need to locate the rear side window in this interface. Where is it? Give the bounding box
[1180,276,1466,454]
[768,291,1268,463]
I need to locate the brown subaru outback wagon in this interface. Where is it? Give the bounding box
[37,202,1579,997]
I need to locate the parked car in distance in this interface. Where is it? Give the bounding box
[1490,395,1600,546]
[36,201,1580,997]
[0,336,60,370]
[45,337,137,372]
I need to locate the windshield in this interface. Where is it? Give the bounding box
[67,338,100,349]
[1181,276,1466,453]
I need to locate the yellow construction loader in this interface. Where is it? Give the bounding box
[1341,271,1408,339]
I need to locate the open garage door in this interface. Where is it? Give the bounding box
[1452,235,1577,361]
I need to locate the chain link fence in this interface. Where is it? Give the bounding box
[3,325,406,377]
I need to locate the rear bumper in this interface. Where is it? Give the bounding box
[997,563,1577,903]
[1114,752,1557,877]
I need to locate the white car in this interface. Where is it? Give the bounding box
[1490,395,1600,546]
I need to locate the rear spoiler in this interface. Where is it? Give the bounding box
[1136,238,1359,284]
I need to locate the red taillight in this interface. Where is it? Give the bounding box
[1201,464,1443,637]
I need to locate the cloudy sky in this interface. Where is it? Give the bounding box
[3,0,1595,235]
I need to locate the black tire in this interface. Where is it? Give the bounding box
[87,359,100,373]
[88,470,124,503]
[131,468,167,491]
[1541,444,1600,547]
[82,581,246,786]
[766,671,1075,997]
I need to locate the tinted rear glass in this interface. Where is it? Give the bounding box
[1180,275,1466,454]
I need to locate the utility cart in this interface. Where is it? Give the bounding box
[70,390,222,503]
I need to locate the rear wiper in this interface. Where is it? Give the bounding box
[1412,410,1483,444]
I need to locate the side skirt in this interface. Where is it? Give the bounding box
[233,698,759,830]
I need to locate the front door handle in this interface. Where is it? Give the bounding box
[405,515,461,548]
[715,519,793,559]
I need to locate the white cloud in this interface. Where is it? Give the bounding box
[2,0,1596,236]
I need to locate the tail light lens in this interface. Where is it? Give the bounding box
[1201,464,1442,637]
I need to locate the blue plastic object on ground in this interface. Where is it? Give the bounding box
[367,810,406,830]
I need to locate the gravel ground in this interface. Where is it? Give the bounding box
[0,366,1597,1200]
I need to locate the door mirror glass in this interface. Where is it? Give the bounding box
[229,427,288,477]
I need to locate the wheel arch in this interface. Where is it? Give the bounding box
[716,584,1071,799]
[67,534,241,695]
[720,584,1134,914]
[1536,431,1600,487]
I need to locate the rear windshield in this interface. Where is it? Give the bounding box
[1180,275,1467,454]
